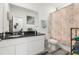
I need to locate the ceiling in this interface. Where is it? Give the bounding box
[31,3,71,9]
[12,3,72,14]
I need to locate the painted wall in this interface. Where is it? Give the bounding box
[7,3,71,34]
[37,3,71,36]
[10,4,39,32]
[0,4,4,33]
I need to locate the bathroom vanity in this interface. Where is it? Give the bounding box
[0,34,45,55]
[0,3,46,55]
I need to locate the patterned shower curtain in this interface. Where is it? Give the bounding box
[48,5,74,47]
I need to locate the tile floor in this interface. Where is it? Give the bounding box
[39,48,70,55]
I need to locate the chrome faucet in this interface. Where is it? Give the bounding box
[35,29,37,35]
[3,32,5,38]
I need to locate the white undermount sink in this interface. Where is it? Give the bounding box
[9,35,22,37]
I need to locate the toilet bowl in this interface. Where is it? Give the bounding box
[48,39,58,44]
[48,39,59,52]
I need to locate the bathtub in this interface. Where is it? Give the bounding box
[59,43,71,52]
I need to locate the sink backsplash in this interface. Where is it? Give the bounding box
[4,31,37,36]
[24,31,37,35]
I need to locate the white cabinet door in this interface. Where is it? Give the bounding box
[16,43,28,55]
[0,46,15,55]
[16,36,45,55]
[27,36,45,55]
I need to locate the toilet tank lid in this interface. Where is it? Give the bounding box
[48,39,58,44]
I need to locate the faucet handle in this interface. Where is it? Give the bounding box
[22,31,24,35]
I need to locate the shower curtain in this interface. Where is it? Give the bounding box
[48,4,79,47]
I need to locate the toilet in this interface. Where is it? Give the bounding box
[48,39,60,53]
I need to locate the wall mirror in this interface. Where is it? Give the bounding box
[9,16,24,32]
[13,16,24,32]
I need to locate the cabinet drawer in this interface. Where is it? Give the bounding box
[0,46,15,55]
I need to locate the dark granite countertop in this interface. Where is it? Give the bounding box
[1,34,45,40]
